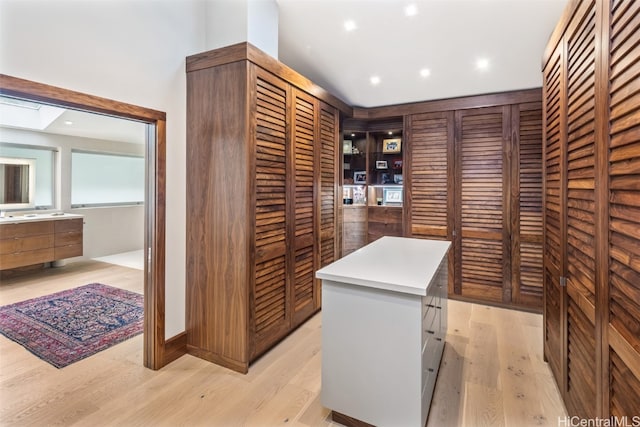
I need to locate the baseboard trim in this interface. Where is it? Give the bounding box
[331,411,375,427]
[163,332,187,366]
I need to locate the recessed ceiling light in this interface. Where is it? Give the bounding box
[64,120,73,125]
[370,75,381,86]
[351,133,355,137]
[344,19,357,32]
[388,131,393,135]
[476,58,490,71]
[420,68,431,78]
[404,4,418,17]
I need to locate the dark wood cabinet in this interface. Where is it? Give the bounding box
[542,0,640,418]
[404,97,544,311]
[185,43,343,373]
[0,217,83,270]
[367,206,402,243]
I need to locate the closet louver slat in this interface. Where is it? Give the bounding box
[292,91,317,325]
[408,112,453,240]
[515,104,544,305]
[564,1,597,416]
[542,0,640,417]
[608,0,640,417]
[457,109,507,303]
[253,74,289,351]
[543,44,563,384]
[319,104,338,269]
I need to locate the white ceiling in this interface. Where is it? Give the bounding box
[0,96,146,144]
[2,0,569,142]
[277,0,569,107]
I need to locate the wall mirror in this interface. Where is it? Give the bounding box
[0,156,35,209]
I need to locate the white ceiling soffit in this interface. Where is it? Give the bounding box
[0,97,65,130]
[45,110,146,144]
[0,96,146,144]
[277,0,569,107]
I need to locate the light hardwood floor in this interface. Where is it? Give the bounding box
[0,261,566,426]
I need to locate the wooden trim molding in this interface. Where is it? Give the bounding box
[352,88,542,119]
[186,42,353,116]
[163,332,187,367]
[0,74,169,370]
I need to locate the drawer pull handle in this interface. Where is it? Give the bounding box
[428,368,434,373]
[436,337,442,341]
[436,306,442,309]
[426,330,435,334]
[426,304,435,308]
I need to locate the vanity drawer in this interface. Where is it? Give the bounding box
[0,234,54,255]
[1,248,55,270]
[0,220,54,238]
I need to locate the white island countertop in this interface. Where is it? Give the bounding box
[316,236,451,296]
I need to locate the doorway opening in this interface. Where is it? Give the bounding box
[0,74,167,369]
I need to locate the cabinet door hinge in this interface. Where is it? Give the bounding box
[560,276,567,287]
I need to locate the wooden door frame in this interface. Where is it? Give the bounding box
[0,74,167,370]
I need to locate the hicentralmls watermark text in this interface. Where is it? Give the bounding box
[558,416,640,427]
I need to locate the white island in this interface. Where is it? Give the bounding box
[316,236,450,427]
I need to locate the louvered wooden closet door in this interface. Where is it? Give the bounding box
[318,103,339,300]
[291,89,318,326]
[513,103,544,307]
[252,69,290,357]
[543,43,564,386]
[455,107,509,303]
[607,0,640,416]
[564,0,597,417]
[407,111,454,241]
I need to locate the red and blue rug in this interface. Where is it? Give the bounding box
[0,283,143,368]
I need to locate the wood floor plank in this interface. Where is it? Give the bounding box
[0,261,566,426]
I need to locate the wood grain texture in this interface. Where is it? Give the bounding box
[186,60,251,371]
[512,103,544,307]
[366,206,402,243]
[354,89,542,120]
[0,74,165,122]
[0,218,82,270]
[186,43,352,115]
[317,102,340,310]
[543,0,640,419]
[542,42,566,391]
[607,0,640,418]
[186,58,339,373]
[456,107,509,305]
[342,206,367,256]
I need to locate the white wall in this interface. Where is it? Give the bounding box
[204,0,278,57]
[0,0,207,338]
[0,127,145,259]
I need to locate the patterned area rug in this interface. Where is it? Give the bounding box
[0,283,143,368]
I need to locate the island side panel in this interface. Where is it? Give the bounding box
[321,279,423,427]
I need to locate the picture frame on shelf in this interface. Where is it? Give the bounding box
[353,171,366,184]
[383,187,403,205]
[382,138,402,153]
[375,160,388,169]
[393,159,403,169]
[394,174,403,184]
[382,173,393,184]
[343,140,353,154]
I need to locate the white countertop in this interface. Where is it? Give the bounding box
[0,213,84,224]
[316,236,451,296]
